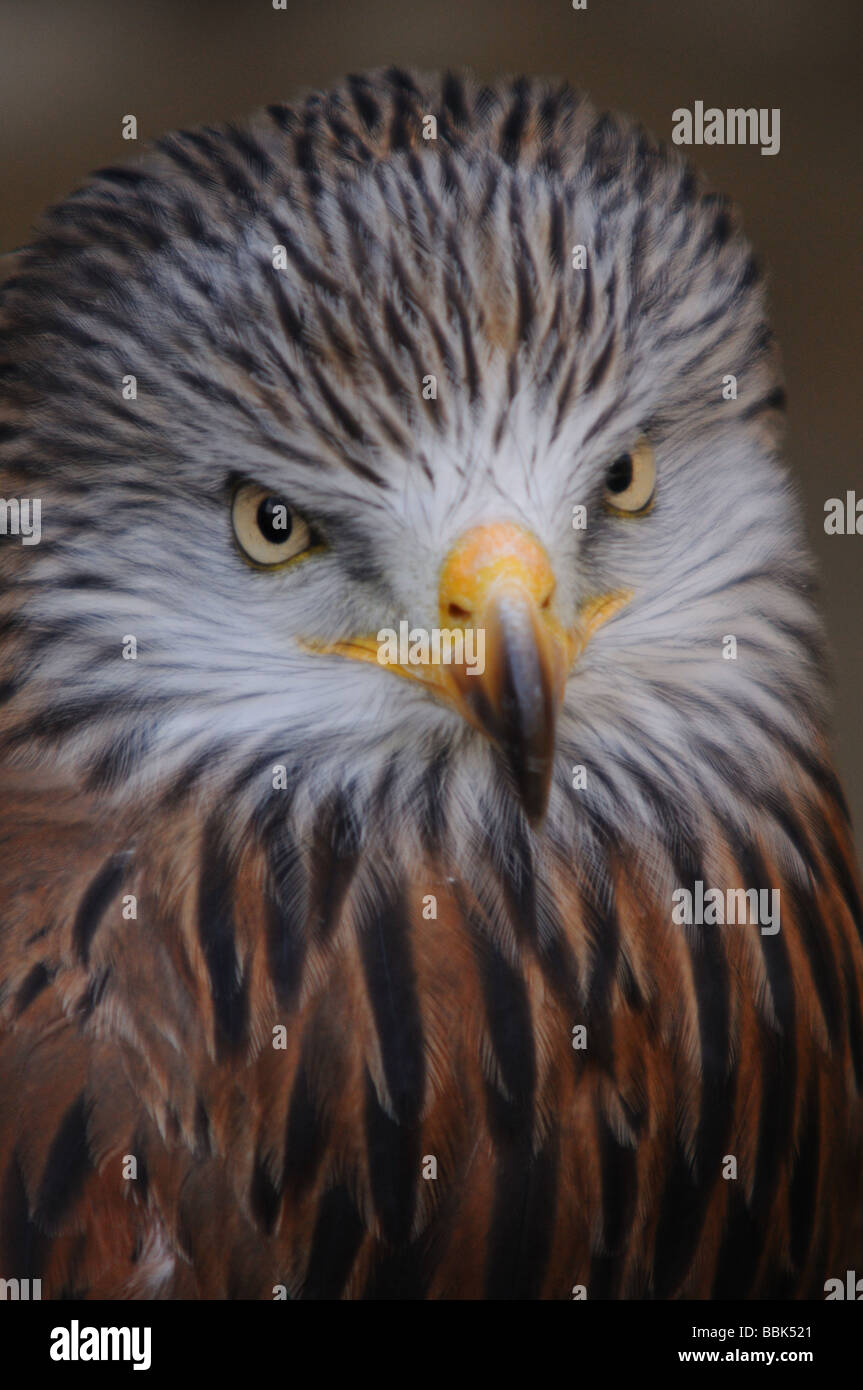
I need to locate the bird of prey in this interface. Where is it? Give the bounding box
[0,68,861,1300]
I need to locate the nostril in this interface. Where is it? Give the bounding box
[448,602,471,620]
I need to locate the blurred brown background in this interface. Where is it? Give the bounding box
[1,0,861,844]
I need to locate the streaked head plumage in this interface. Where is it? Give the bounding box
[0,68,816,867]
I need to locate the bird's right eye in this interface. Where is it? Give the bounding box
[231,483,316,568]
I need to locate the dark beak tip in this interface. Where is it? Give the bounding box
[507,749,554,826]
[523,797,550,829]
[460,589,563,827]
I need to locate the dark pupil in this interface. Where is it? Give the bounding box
[256,496,292,544]
[606,453,633,494]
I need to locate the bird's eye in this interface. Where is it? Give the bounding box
[603,437,656,515]
[231,483,315,567]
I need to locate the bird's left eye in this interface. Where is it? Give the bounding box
[231,483,315,567]
[603,437,656,515]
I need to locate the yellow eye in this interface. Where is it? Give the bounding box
[603,437,656,515]
[231,483,315,567]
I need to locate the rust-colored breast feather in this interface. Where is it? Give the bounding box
[1,765,862,1300]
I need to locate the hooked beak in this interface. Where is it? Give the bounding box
[438,523,571,824]
[301,521,630,826]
